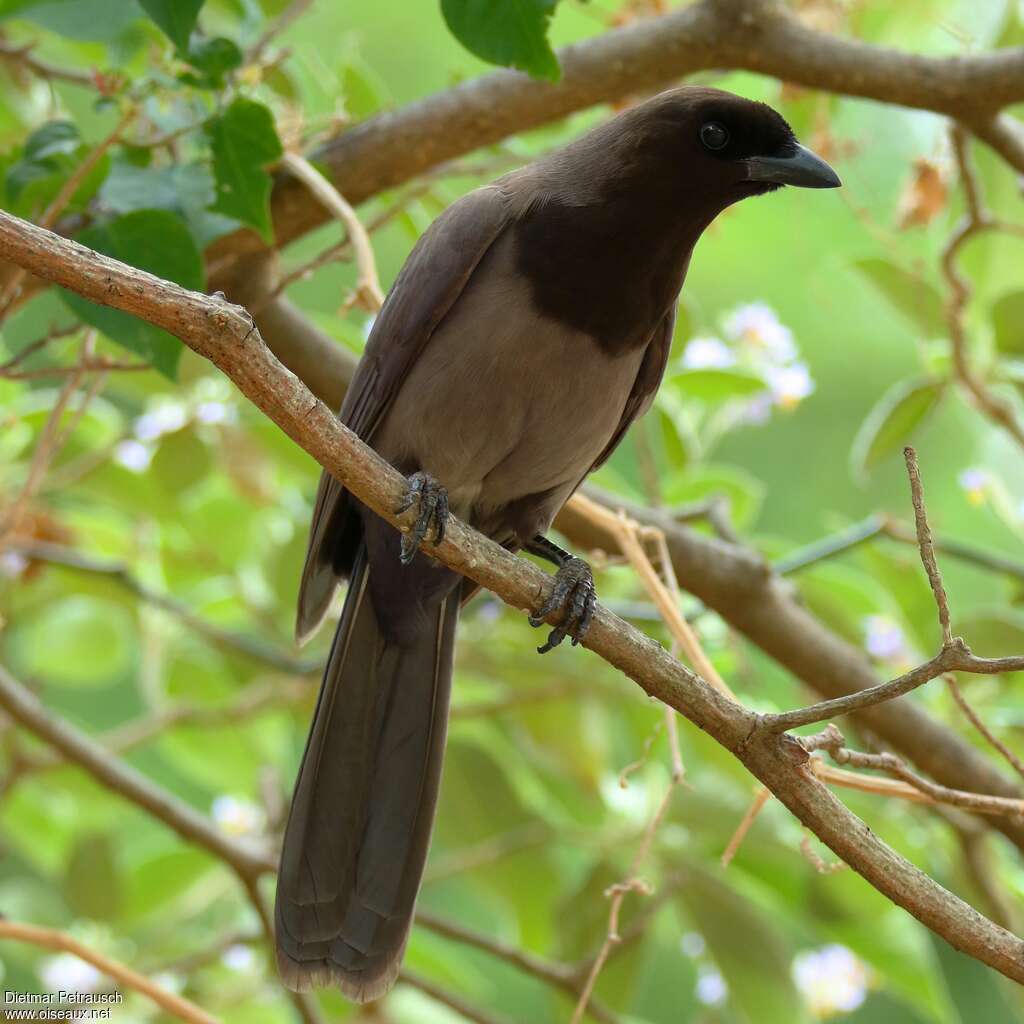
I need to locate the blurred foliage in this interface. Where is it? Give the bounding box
[1,1,1024,1023]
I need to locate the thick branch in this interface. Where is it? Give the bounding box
[205,0,1024,283]
[5,209,1024,984]
[0,662,274,880]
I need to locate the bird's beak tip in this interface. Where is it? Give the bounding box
[744,143,841,190]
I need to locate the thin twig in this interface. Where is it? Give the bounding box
[7,540,319,675]
[0,921,218,1024]
[0,39,97,86]
[247,0,315,63]
[0,663,274,878]
[0,107,134,317]
[278,151,384,313]
[947,675,1024,782]
[720,787,772,867]
[774,515,887,575]
[942,125,1024,451]
[0,333,94,548]
[400,969,511,1024]
[903,446,952,645]
[806,726,1024,820]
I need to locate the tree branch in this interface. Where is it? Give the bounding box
[0,920,218,1024]
[5,208,1024,984]
[202,0,1024,290]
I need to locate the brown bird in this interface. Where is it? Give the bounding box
[275,85,840,1001]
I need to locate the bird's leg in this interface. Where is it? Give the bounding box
[395,471,449,565]
[524,535,597,654]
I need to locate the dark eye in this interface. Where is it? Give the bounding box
[700,122,729,151]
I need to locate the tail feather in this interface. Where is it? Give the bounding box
[276,546,458,1001]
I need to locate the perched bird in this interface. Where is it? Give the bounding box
[275,85,839,1001]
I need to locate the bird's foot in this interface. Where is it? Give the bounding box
[529,556,596,654]
[396,471,449,565]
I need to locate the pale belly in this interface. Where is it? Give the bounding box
[371,239,646,526]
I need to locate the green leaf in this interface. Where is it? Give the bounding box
[929,932,1024,1024]
[65,833,122,921]
[205,97,283,242]
[854,259,946,336]
[151,428,212,493]
[671,367,767,404]
[441,0,560,81]
[62,209,204,378]
[850,377,945,478]
[182,35,242,88]
[138,0,203,50]
[678,862,810,1024]
[992,290,1024,356]
[5,120,110,217]
[11,596,135,687]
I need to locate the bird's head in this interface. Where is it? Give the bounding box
[592,86,840,209]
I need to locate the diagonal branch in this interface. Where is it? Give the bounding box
[4,208,1024,984]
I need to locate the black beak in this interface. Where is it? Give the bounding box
[744,143,841,189]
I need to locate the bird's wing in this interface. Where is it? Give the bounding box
[296,185,514,642]
[589,305,676,473]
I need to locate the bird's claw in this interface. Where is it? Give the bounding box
[529,556,596,654]
[396,471,449,565]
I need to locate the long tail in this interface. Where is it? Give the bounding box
[275,546,459,1001]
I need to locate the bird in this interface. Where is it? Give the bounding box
[274,85,840,1001]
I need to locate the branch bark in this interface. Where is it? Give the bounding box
[202,0,1024,290]
[5,208,1024,984]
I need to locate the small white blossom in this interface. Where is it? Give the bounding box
[40,953,101,993]
[695,965,727,1006]
[765,362,815,408]
[113,440,154,473]
[0,551,28,578]
[724,302,797,364]
[681,336,735,370]
[793,944,870,1018]
[211,795,264,837]
[221,945,257,973]
[133,401,187,441]
[958,467,988,506]
[680,932,706,958]
[864,616,908,661]
[195,401,234,424]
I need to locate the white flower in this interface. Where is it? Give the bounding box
[695,965,727,1006]
[195,401,234,424]
[211,795,264,837]
[40,953,101,993]
[793,945,870,1017]
[113,440,154,473]
[765,362,815,409]
[221,944,257,973]
[680,932,706,958]
[958,467,988,506]
[133,401,187,441]
[864,616,908,661]
[0,551,28,578]
[681,336,735,370]
[724,302,797,364]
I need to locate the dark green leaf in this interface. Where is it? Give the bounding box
[854,259,945,336]
[139,0,203,50]
[992,291,1024,356]
[441,0,560,81]
[182,35,242,88]
[205,97,283,242]
[850,377,945,477]
[11,0,145,43]
[24,119,80,161]
[62,209,204,378]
